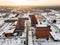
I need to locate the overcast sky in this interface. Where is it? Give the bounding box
[0,0,60,6]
